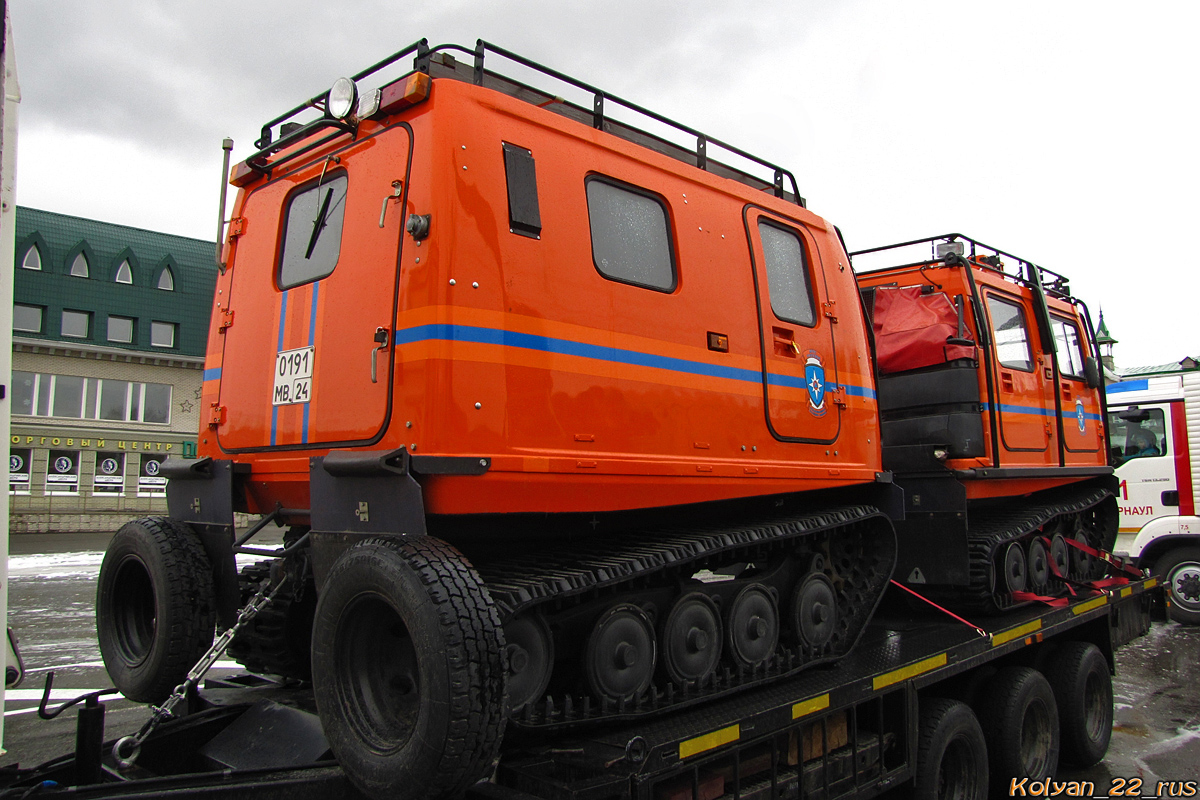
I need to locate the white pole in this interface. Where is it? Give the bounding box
[0,0,21,754]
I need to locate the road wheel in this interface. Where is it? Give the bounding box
[975,667,1059,794]
[913,697,988,800]
[310,536,505,800]
[1154,546,1200,624]
[96,517,215,703]
[1043,641,1112,766]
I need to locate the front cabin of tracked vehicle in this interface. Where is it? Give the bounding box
[853,237,1116,605]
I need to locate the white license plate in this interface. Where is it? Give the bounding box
[273,346,314,406]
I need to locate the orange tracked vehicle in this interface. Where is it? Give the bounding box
[94,40,1115,800]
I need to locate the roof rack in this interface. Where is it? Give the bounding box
[850,234,1074,300]
[245,39,804,206]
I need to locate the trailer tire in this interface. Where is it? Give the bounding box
[96,517,215,703]
[1044,641,1112,766]
[311,536,506,800]
[914,698,988,800]
[976,666,1059,793]
[1154,546,1200,625]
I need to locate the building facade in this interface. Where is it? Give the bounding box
[9,207,216,532]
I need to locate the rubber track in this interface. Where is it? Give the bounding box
[475,504,894,729]
[228,561,314,680]
[941,486,1113,613]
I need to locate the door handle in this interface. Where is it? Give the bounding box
[378,181,404,228]
[371,326,389,383]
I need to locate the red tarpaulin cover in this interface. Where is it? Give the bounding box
[873,286,975,374]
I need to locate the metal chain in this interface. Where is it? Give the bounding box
[112,572,287,769]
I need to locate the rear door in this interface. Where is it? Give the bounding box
[1050,312,1103,463]
[745,208,839,443]
[218,124,413,451]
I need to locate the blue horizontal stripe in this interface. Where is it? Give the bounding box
[395,323,877,400]
[982,402,1101,421]
[1107,380,1149,395]
[203,368,222,381]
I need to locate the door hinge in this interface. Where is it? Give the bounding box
[208,404,226,429]
[823,301,838,322]
[227,217,246,241]
[829,384,848,409]
[218,308,235,332]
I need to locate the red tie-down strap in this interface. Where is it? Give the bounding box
[888,580,989,639]
[1014,535,1147,607]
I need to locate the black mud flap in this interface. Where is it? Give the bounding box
[308,449,427,589]
[162,456,241,629]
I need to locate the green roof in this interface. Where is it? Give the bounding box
[13,207,217,357]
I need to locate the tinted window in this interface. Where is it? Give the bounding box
[279,173,349,289]
[1051,315,1085,377]
[586,179,675,291]
[108,316,134,343]
[151,321,176,348]
[987,295,1032,371]
[759,221,815,326]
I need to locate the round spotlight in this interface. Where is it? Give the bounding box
[328,77,358,120]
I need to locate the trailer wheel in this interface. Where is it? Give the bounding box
[914,698,988,800]
[1043,641,1112,766]
[1154,546,1200,625]
[976,667,1059,793]
[310,536,505,800]
[96,517,215,703]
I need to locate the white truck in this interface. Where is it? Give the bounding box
[1107,369,1200,622]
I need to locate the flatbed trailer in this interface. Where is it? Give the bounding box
[4,577,1156,800]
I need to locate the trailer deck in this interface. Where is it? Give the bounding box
[2,577,1156,800]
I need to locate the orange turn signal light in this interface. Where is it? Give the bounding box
[229,160,263,188]
[378,72,432,116]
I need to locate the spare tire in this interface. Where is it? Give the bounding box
[310,536,505,800]
[96,517,215,703]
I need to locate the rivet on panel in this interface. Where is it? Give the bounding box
[752,446,757,452]
[406,421,412,428]
[475,402,482,410]
[415,257,420,263]
[472,282,479,289]
[741,445,746,451]
[449,279,456,285]
[410,444,417,451]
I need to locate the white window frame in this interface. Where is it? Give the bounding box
[21,245,41,270]
[151,321,176,348]
[61,309,90,339]
[107,315,135,344]
[13,304,43,333]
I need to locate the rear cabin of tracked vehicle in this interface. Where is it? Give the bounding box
[94,40,1116,800]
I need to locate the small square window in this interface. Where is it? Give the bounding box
[107,316,135,343]
[61,310,90,339]
[14,304,43,333]
[151,321,176,348]
[585,178,676,292]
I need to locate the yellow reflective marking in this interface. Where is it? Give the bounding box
[992,619,1042,647]
[1073,596,1108,615]
[792,694,831,719]
[1121,587,1133,598]
[679,724,739,759]
[873,653,947,691]
[1145,578,1158,589]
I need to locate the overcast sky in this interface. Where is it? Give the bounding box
[8,0,1197,370]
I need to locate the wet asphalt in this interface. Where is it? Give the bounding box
[3,532,1199,794]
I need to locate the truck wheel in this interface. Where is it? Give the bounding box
[976,667,1059,794]
[1043,642,1111,766]
[914,698,988,800]
[310,536,505,800]
[96,517,215,703]
[1154,546,1200,625]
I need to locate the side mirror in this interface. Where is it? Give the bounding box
[1084,356,1102,389]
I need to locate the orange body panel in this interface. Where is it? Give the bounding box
[201,78,882,515]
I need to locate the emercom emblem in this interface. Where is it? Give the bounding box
[805,351,827,417]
